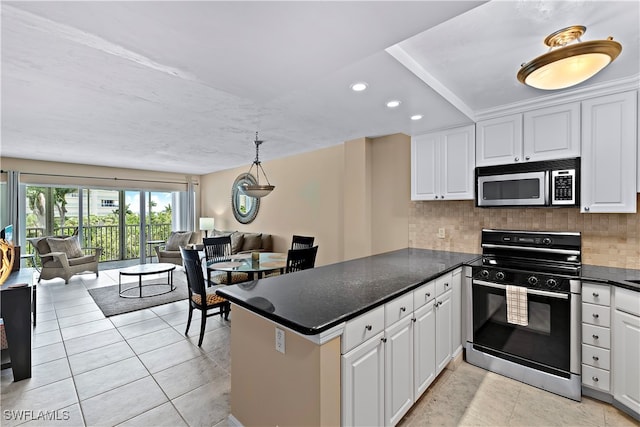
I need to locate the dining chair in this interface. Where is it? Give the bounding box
[285,245,319,273]
[203,236,249,285]
[291,235,315,250]
[180,247,230,347]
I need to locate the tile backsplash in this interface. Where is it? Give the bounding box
[409,194,640,270]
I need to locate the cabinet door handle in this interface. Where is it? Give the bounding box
[585,206,590,212]
[365,325,372,331]
[525,156,530,161]
[592,292,599,297]
[444,283,449,287]
[515,156,520,162]
[381,337,387,343]
[425,292,431,300]
[592,334,599,340]
[592,313,599,319]
[412,318,417,323]
[593,356,599,361]
[592,376,599,382]
[441,195,444,199]
[434,195,439,199]
[400,307,406,312]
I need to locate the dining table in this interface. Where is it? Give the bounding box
[207,252,287,284]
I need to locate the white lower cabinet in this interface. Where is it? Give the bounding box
[413,300,436,399]
[435,289,452,374]
[613,287,640,416]
[342,331,385,426]
[384,316,414,426]
[342,269,462,426]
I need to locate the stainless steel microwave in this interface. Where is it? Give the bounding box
[475,158,580,207]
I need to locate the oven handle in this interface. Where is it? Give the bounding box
[481,243,580,256]
[473,279,569,299]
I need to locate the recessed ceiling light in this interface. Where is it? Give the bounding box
[410,114,423,121]
[386,100,401,108]
[350,82,368,92]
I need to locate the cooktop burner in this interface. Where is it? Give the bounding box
[476,229,582,291]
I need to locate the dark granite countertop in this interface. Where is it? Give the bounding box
[581,264,640,292]
[216,248,639,336]
[216,248,477,335]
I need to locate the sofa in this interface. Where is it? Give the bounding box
[157,230,273,266]
[224,231,273,254]
[29,236,102,284]
[155,231,200,265]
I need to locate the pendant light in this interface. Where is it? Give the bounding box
[242,132,275,198]
[517,26,622,90]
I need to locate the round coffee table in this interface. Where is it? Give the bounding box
[118,263,176,298]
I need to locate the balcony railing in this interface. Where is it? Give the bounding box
[24,223,173,262]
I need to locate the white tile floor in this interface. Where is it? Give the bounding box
[1,268,638,427]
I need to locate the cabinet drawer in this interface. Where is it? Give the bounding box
[413,281,436,310]
[615,286,640,316]
[435,272,453,298]
[582,364,610,392]
[582,344,611,370]
[582,324,611,349]
[582,303,610,327]
[342,305,385,354]
[582,283,610,306]
[385,292,414,328]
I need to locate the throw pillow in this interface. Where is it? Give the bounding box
[230,232,244,254]
[242,233,263,252]
[165,231,192,251]
[46,236,84,259]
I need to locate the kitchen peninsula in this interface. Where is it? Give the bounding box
[216,248,476,426]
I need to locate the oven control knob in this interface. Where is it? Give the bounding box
[542,237,552,246]
[528,276,539,286]
[495,271,505,281]
[480,270,490,278]
[546,278,558,289]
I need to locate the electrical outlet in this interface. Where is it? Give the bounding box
[275,327,285,354]
[438,228,446,239]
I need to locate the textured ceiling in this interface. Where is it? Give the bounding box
[2,1,638,175]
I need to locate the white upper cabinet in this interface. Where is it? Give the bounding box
[581,91,637,213]
[477,104,580,167]
[411,125,475,201]
[476,114,523,166]
[523,103,580,162]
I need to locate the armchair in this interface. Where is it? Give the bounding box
[29,236,101,284]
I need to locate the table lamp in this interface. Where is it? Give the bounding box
[199,217,215,238]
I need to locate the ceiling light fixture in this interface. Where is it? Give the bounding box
[517,25,622,90]
[242,132,275,198]
[386,100,401,108]
[350,82,368,92]
[410,114,423,121]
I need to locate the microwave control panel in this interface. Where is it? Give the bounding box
[551,169,575,204]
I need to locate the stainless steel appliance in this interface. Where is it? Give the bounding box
[466,229,582,401]
[476,158,579,207]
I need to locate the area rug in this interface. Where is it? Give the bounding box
[88,274,189,317]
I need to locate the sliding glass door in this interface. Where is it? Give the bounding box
[24,185,182,264]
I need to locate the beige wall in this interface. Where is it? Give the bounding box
[409,194,640,269]
[199,133,411,266]
[230,306,340,426]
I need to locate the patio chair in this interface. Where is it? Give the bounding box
[181,247,230,346]
[29,236,101,284]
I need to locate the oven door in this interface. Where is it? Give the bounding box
[477,171,548,206]
[471,279,573,378]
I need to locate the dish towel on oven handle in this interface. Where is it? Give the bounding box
[506,285,529,326]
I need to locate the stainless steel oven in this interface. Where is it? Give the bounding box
[466,229,582,401]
